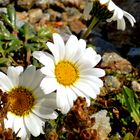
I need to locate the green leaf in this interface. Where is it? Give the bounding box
[123,132,134,140]
[0,21,11,38]
[0,13,12,28]
[0,57,9,65]
[20,23,36,41]
[25,43,39,51]
[123,86,140,125]
[38,27,52,39]
[7,4,16,30]
[7,39,22,52]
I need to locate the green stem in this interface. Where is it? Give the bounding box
[82,16,99,39]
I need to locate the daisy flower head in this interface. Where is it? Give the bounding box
[0,65,57,140]
[33,33,105,114]
[99,0,136,30]
[88,0,113,20]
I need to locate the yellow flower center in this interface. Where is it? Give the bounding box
[55,61,79,86]
[8,87,34,116]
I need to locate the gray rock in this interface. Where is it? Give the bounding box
[17,0,35,10]
[105,76,121,92]
[131,81,140,92]
[0,8,7,13]
[28,9,43,24]
[127,48,140,57]
[101,52,132,74]
[35,0,54,9]
[94,37,118,55]
[127,48,140,68]
[0,0,10,6]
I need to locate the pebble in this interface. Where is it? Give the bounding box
[16,11,29,22]
[17,0,35,10]
[131,81,140,92]
[68,19,86,34]
[35,0,54,9]
[101,52,132,74]
[0,0,10,6]
[105,76,121,92]
[28,9,43,24]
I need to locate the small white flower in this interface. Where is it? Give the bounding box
[99,0,136,30]
[0,65,57,140]
[91,110,111,140]
[33,33,105,114]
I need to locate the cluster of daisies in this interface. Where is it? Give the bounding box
[0,33,105,139]
[0,0,136,139]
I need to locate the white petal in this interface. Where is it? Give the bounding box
[0,72,13,91]
[7,66,23,86]
[65,35,87,63]
[108,0,116,11]
[92,68,105,77]
[116,7,124,19]
[53,33,65,60]
[123,11,136,27]
[21,130,30,140]
[47,112,58,119]
[56,85,70,114]
[80,75,104,88]
[74,81,97,99]
[17,118,30,140]
[24,113,44,137]
[117,18,126,30]
[19,65,36,87]
[33,88,46,100]
[100,0,110,5]
[81,68,105,77]
[87,68,105,77]
[47,42,59,63]
[33,105,55,117]
[79,78,100,95]
[33,51,55,67]
[65,87,77,107]
[37,93,57,108]
[85,47,101,67]
[65,35,79,59]
[41,66,54,77]
[71,86,91,106]
[61,104,71,114]
[13,117,24,135]
[76,58,93,70]
[33,105,57,119]
[29,69,45,90]
[5,114,30,140]
[4,112,15,129]
[78,39,86,51]
[111,11,118,21]
[34,93,57,110]
[75,48,101,71]
[40,77,58,94]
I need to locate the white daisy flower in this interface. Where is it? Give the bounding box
[99,0,136,30]
[33,33,105,114]
[0,65,57,140]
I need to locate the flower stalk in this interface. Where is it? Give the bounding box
[82,16,99,39]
